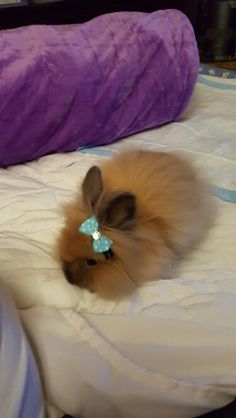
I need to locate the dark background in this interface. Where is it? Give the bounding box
[0,0,200,30]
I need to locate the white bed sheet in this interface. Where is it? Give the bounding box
[0,74,236,418]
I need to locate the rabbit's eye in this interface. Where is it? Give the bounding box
[86,258,97,266]
[104,249,114,260]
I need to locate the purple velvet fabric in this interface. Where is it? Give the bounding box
[0,9,199,167]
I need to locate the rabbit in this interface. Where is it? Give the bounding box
[57,149,215,300]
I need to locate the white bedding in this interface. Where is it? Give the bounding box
[0,74,236,418]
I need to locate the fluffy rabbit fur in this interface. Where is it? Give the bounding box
[57,150,215,300]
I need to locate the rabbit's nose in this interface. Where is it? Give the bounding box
[63,260,76,284]
[62,260,95,293]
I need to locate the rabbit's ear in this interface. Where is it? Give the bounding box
[82,166,103,211]
[98,192,136,230]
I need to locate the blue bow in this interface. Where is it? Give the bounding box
[79,216,113,254]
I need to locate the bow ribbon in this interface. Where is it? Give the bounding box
[79,216,113,254]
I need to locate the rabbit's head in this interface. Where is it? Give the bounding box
[57,165,156,299]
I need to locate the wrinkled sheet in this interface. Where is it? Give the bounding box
[0,9,198,167]
[0,75,236,418]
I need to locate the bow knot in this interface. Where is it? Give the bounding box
[79,216,113,254]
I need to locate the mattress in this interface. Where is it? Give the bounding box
[0,73,236,418]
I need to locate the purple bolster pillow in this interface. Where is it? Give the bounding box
[0,9,199,167]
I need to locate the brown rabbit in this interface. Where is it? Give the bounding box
[57,150,215,300]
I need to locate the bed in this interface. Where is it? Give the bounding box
[0,9,236,418]
[0,69,235,418]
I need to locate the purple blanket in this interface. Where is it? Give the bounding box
[0,10,199,167]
